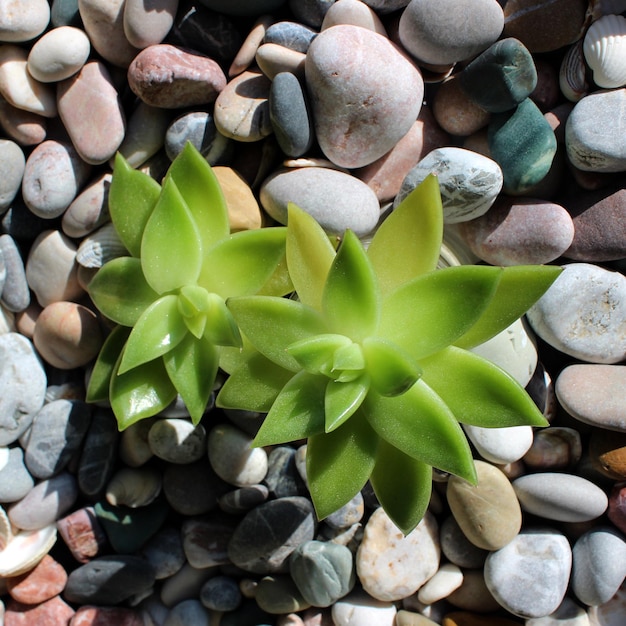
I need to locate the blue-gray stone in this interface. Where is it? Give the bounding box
[0,234,30,312]
[289,0,335,27]
[0,447,34,503]
[50,0,80,27]
[264,21,317,53]
[269,72,314,158]
[289,540,355,607]
[264,445,308,499]
[25,399,92,480]
[200,575,242,611]
[165,111,230,164]
[163,459,226,516]
[64,555,156,605]
[197,0,286,16]
[167,599,210,626]
[324,492,364,529]
[219,484,269,514]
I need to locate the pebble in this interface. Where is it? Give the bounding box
[256,43,306,80]
[21,140,92,219]
[394,147,503,223]
[255,575,310,614]
[24,399,91,479]
[512,472,608,522]
[123,0,179,49]
[148,419,206,464]
[212,166,263,231]
[5,596,75,626]
[163,459,224,515]
[264,446,308,499]
[589,429,626,480]
[0,99,47,147]
[56,506,108,563]
[446,568,501,613]
[0,333,47,446]
[565,88,626,172]
[0,447,34,502]
[459,196,575,265]
[260,166,380,237]
[305,24,423,168]
[164,111,223,162]
[264,21,317,53]
[324,492,364,529]
[6,554,67,604]
[0,140,25,211]
[587,584,626,626]
[27,26,90,83]
[523,427,582,471]
[321,0,387,34]
[219,484,269,514]
[331,589,397,626]
[159,562,216,608]
[229,15,273,77]
[213,69,273,142]
[165,598,210,626]
[200,575,242,611]
[439,515,488,569]
[64,555,156,605]
[398,0,504,65]
[141,527,186,580]
[8,471,78,530]
[62,172,112,238]
[525,596,590,626]
[356,508,439,602]
[571,526,626,607]
[207,423,268,486]
[446,460,522,551]
[416,563,463,605]
[289,540,355,607]
[0,0,51,42]
[227,496,316,574]
[72,606,144,626]
[0,234,30,312]
[484,529,572,619]
[526,263,626,364]
[462,424,533,465]
[181,516,233,568]
[118,419,155,467]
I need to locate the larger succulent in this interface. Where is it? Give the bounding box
[217,176,561,534]
[87,143,291,429]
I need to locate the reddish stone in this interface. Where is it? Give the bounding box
[5,596,75,626]
[608,483,626,535]
[56,507,107,563]
[6,555,67,604]
[69,606,143,626]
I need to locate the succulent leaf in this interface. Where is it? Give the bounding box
[324,376,370,432]
[287,334,353,376]
[86,325,131,403]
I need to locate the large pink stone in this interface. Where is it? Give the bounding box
[5,596,75,626]
[6,555,68,604]
[57,507,107,563]
[305,25,424,169]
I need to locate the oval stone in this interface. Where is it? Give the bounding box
[123,0,179,49]
[0,447,34,503]
[0,234,30,312]
[0,140,25,211]
[446,460,522,551]
[0,98,47,146]
[0,0,50,42]
[331,589,397,626]
[264,21,317,53]
[260,166,380,237]
[305,24,423,168]
[463,425,533,465]
[148,419,206,464]
[27,26,91,82]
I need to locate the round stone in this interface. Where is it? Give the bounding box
[200,576,242,611]
[463,425,533,465]
[181,516,233,568]
[264,21,317,53]
[27,26,90,82]
[123,0,178,48]
[0,0,51,42]
[0,140,25,211]
[331,589,397,626]
[439,515,488,569]
[164,111,219,161]
[148,418,207,464]
[140,527,185,580]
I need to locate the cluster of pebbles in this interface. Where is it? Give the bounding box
[0,0,626,624]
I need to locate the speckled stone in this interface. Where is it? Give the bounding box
[164,111,223,162]
[72,606,144,626]
[6,555,67,604]
[264,21,317,53]
[57,506,107,563]
[5,597,75,626]
[200,575,242,611]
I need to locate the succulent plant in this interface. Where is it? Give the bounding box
[217,176,561,534]
[86,143,291,429]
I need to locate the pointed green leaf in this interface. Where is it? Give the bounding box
[371,440,432,535]
[217,351,294,413]
[253,371,327,447]
[227,296,326,371]
[86,326,131,403]
[323,230,380,341]
[256,251,294,297]
[306,413,378,520]
[109,152,161,257]
[362,337,422,396]
[379,266,503,361]
[165,142,229,250]
[287,333,352,376]
[118,295,188,374]
[110,358,177,429]
[455,265,563,349]
[203,293,241,347]
[163,334,218,425]
[286,203,336,310]
[420,346,549,428]
[368,175,443,297]
[141,177,202,294]
[363,381,476,482]
[198,228,288,298]
[325,376,369,432]
[88,257,159,326]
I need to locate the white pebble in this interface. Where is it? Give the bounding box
[148,419,207,464]
[417,563,463,605]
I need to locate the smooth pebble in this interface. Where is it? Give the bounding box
[0,140,25,211]
[0,447,34,503]
[331,589,397,626]
[0,234,30,312]
[463,424,533,465]
[123,0,179,49]
[181,516,233,568]
[148,419,207,464]
[416,563,463,605]
[0,0,51,42]
[26,26,90,82]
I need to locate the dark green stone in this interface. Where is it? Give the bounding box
[51,0,80,27]
[488,98,557,195]
[460,38,537,113]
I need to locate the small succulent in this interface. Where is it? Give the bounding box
[87,143,291,429]
[217,176,561,534]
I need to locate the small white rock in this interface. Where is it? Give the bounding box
[463,424,534,465]
[416,562,463,605]
[0,0,50,43]
[331,589,397,626]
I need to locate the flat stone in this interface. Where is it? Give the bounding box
[417,563,463,605]
[56,506,108,563]
[6,555,67,604]
[0,234,30,312]
[0,448,34,503]
[0,0,51,42]
[526,263,626,364]
[256,43,306,80]
[140,527,186,580]
[27,26,90,82]
[357,508,439,602]
[148,418,207,464]
[512,472,608,522]
[331,589,397,626]
[305,24,423,168]
[123,0,178,48]
[219,484,269,514]
[229,14,273,77]
[484,529,572,619]
[0,140,25,211]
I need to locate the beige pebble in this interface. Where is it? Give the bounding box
[27,27,91,83]
[212,166,263,231]
[15,302,41,338]
[0,0,50,43]
[62,172,112,239]
[321,0,387,36]
[0,44,56,117]
[445,569,502,613]
[433,75,491,137]
[33,301,103,369]
[0,98,46,146]
[118,419,155,467]
[416,563,463,605]
[395,611,440,626]
[229,15,274,78]
[123,0,179,49]
[255,43,306,80]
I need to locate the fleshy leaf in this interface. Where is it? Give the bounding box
[86,326,131,403]
[420,346,549,428]
[109,153,161,257]
[110,358,177,429]
[287,334,352,376]
[286,203,336,310]
[165,142,229,251]
[455,264,563,349]
[368,175,444,297]
[118,295,188,374]
[323,230,380,341]
[363,381,476,482]
[227,296,326,372]
[163,333,218,425]
[217,351,293,412]
[325,376,369,432]
[198,228,288,299]
[306,413,378,520]
[203,293,242,347]
[362,337,422,396]
[256,251,293,297]
[378,266,503,361]
[253,371,327,446]
[88,257,159,326]
[370,439,432,535]
[141,177,202,294]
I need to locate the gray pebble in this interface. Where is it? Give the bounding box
[164,599,210,626]
[439,515,489,569]
[289,0,335,27]
[182,516,234,568]
[25,399,92,479]
[0,447,34,503]
[264,21,317,52]
[264,445,308,499]
[140,527,186,580]
[0,140,25,212]
[149,418,207,464]
[165,111,230,163]
[163,459,225,516]
[218,484,269,514]
[324,491,364,530]
[0,333,47,446]
[0,234,30,312]
[200,575,242,611]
